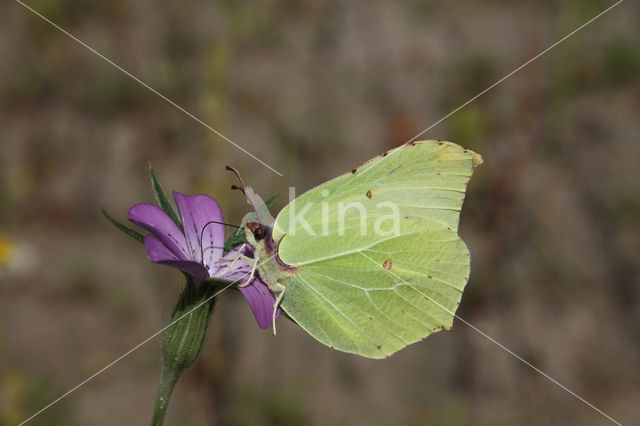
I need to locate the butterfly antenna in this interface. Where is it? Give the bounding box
[225,166,261,222]
[226,166,248,194]
[199,220,241,263]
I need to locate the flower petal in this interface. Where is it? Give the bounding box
[129,204,188,260]
[145,234,180,262]
[144,235,210,282]
[173,192,225,269]
[237,277,281,329]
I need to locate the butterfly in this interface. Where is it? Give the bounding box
[230,140,482,359]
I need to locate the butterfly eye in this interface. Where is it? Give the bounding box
[253,226,265,241]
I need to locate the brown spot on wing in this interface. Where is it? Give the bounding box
[383,259,392,270]
[366,190,372,199]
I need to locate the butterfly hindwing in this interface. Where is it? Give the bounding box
[279,222,469,358]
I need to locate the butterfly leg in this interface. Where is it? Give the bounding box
[212,252,255,287]
[212,247,258,288]
[236,255,257,288]
[270,283,286,336]
[212,254,242,278]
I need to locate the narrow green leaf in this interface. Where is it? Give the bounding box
[149,164,183,231]
[265,192,280,209]
[223,227,246,254]
[100,207,145,243]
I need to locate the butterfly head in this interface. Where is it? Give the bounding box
[245,221,273,250]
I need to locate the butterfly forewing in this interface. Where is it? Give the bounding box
[279,222,469,358]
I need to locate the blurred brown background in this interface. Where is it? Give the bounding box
[1,1,639,425]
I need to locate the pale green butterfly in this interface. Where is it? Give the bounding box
[230,140,482,359]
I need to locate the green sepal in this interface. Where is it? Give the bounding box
[162,277,216,374]
[223,192,279,254]
[100,207,145,243]
[149,164,183,232]
[202,277,237,288]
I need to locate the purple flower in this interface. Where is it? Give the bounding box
[128,191,280,329]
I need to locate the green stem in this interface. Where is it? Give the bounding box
[151,365,180,426]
